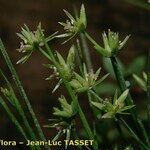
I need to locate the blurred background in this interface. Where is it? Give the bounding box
[0,0,149,149]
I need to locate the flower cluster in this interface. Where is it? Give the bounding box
[44,96,76,146]
[56,46,75,80]
[70,65,109,93]
[43,94,77,148]
[57,4,87,43]
[17,23,56,64]
[45,46,75,93]
[91,89,135,118]
[53,95,77,118]
[88,30,130,57]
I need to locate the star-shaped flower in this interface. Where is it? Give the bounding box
[53,95,78,118]
[87,30,130,57]
[70,65,109,93]
[57,4,87,43]
[17,23,57,64]
[91,89,135,119]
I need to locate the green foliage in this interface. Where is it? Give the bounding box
[133,72,147,91]
[56,46,75,80]
[100,55,146,95]
[53,96,78,118]
[102,55,146,79]
[0,3,149,150]
[0,39,48,150]
[57,4,87,43]
[70,65,109,93]
[44,46,75,93]
[91,89,135,118]
[85,30,130,57]
[17,23,57,64]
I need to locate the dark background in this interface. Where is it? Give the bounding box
[0,0,149,149]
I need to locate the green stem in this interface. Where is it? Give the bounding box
[110,56,133,105]
[84,32,99,48]
[76,39,84,75]
[0,97,35,150]
[39,45,99,150]
[89,90,103,102]
[85,31,149,146]
[0,69,38,143]
[121,118,149,150]
[84,32,134,143]
[111,56,150,146]
[0,98,36,150]
[80,33,93,73]
[14,96,41,150]
[137,118,150,147]
[110,56,137,120]
[147,51,150,135]
[0,39,50,150]
[78,33,97,143]
[0,97,28,140]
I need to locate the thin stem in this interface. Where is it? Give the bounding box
[115,118,127,142]
[39,45,99,150]
[0,69,38,143]
[0,39,50,150]
[137,118,150,147]
[87,91,99,142]
[0,97,35,150]
[111,56,150,146]
[0,97,28,140]
[121,118,149,150]
[89,90,103,102]
[80,33,93,73]
[110,57,134,105]
[76,37,99,144]
[110,56,137,119]
[76,39,84,75]
[147,51,150,135]
[84,32,99,48]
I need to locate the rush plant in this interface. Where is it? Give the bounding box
[0,4,149,150]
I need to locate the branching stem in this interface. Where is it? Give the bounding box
[39,43,99,150]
